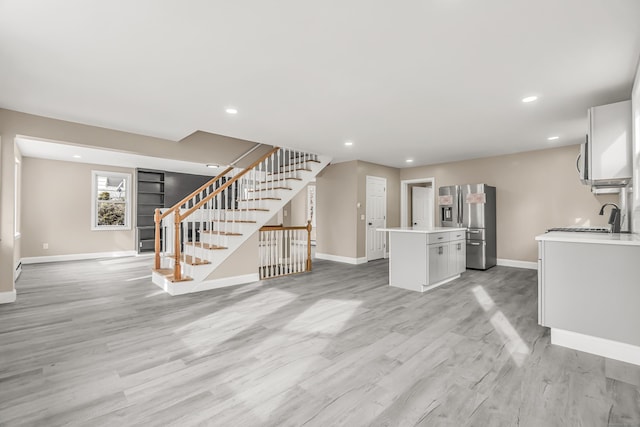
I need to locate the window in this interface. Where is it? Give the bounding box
[91,170,131,230]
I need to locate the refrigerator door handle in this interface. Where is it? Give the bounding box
[458,191,464,225]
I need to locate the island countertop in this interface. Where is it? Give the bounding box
[535,231,640,246]
[377,226,467,234]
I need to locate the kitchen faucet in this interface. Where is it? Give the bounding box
[598,203,621,233]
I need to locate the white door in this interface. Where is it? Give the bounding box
[366,176,386,261]
[412,186,434,227]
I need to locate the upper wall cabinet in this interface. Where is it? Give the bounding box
[578,100,632,189]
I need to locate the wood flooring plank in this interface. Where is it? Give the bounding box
[0,258,638,426]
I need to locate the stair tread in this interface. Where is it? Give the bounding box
[259,178,302,184]
[201,231,242,236]
[184,242,228,250]
[268,168,311,175]
[211,219,257,223]
[182,255,211,266]
[225,208,270,212]
[152,269,193,283]
[280,160,320,167]
[247,187,292,191]
[239,197,281,201]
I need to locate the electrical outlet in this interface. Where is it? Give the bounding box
[42,243,49,250]
[284,210,288,217]
[360,214,365,220]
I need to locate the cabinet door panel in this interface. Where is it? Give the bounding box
[428,244,449,284]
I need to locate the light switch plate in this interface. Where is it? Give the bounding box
[360,214,365,220]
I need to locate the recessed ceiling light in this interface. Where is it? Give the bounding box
[206,164,219,169]
[406,159,414,163]
[522,96,538,103]
[72,155,81,159]
[344,141,353,146]
[225,108,238,114]
[547,136,560,141]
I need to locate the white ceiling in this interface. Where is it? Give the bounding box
[2,1,640,168]
[15,137,222,176]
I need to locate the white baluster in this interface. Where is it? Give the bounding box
[216,191,221,249]
[288,229,292,274]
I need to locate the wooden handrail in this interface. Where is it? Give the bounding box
[158,166,234,220]
[181,146,280,219]
[260,224,310,231]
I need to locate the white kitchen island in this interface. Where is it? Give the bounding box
[379,227,466,292]
[536,231,640,366]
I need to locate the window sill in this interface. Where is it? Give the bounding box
[91,226,132,232]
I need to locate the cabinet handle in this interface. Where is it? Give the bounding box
[438,246,443,255]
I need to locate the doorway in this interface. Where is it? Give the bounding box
[401,178,435,228]
[366,176,387,261]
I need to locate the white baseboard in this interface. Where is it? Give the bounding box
[152,272,260,296]
[551,328,640,366]
[21,251,138,265]
[315,253,368,265]
[497,258,538,270]
[0,290,17,304]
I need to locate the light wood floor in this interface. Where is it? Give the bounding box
[1,257,639,426]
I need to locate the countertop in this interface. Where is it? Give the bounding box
[535,231,640,246]
[377,226,467,234]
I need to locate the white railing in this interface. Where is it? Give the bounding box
[154,146,319,281]
[259,221,312,279]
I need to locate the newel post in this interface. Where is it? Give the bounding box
[154,208,161,270]
[306,220,312,272]
[173,211,182,281]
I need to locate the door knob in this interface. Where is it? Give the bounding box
[368,222,372,226]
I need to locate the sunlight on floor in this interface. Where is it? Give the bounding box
[284,299,362,335]
[472,285,530,367]
[490,312,530,367]
[143,290,166,298]
[471,285,495,312]
[127,275,152,282]
[230,298,361,421]
[175,288,297,355]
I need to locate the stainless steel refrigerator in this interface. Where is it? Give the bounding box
[439,184,496,270]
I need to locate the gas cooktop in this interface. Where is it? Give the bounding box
[546,227,610,233]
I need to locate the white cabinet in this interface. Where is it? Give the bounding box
[448,239,466,276]
[385,228,466,293]
[428,242,449,285]
[537,238,640,348]
[580,100,632,188]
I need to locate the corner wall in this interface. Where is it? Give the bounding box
[316,160,400,261]
[401,144,617,262]
[316,161,358,259]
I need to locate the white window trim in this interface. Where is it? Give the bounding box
[91,170,132,231]
[14,157,21,239]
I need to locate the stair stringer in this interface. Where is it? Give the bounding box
[151,154,330,294]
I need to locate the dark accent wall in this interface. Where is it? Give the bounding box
[163,171,215,207]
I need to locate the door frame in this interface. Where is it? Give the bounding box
[401,177,436,228]
[365,175,387,261]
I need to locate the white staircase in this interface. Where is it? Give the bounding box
[151,146,330,295]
